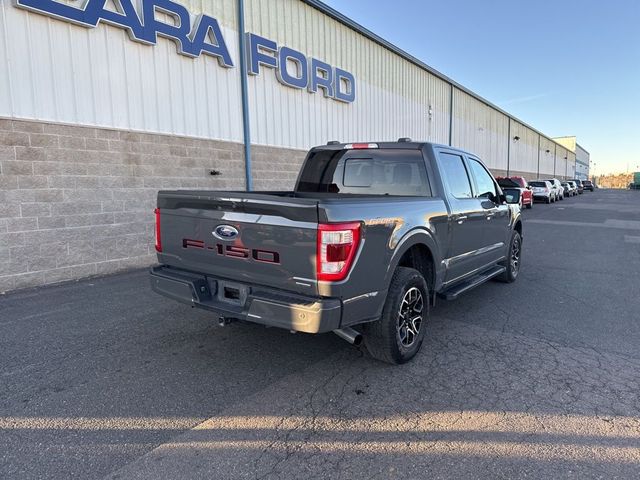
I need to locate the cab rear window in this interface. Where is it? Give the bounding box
[296,149,431,196]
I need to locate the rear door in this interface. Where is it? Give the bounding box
[466,156,510,264]
[436,149,489,283]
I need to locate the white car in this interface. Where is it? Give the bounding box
[529,180,554,204]
[542,178,564,201]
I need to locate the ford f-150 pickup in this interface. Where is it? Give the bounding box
[150,140,523,364]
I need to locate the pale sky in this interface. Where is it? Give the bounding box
[324,0,640,175]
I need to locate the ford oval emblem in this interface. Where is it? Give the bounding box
[213,225,239,240]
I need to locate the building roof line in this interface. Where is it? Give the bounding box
[303,0,574,152]
[575,142,591,155]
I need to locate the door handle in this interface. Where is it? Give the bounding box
[456,215,468,224]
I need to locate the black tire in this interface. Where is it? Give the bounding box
[496,230,522,283]
[364,267,429,365]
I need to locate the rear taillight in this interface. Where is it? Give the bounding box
[154,208,162,252]
[317,222,361,282]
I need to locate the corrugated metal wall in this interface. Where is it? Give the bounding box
[509,121,539,174]
[0,0,244,141]
[243,0,450,149]
[567,151,576,178]
[539,137,556,176]
[451,88,509,172]
[0,0,579,180]
[555,146,568,178]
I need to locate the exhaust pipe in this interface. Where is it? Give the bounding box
[333,327,363,346]
[218,316,235,327]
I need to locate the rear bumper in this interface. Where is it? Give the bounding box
[149,265,342,334]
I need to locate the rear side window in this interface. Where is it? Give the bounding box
[296,150,431,196]
[468,159,498,199]
[438,152,473,199]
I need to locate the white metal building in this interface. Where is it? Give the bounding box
[554,136,590,180]
[0,0,584,291]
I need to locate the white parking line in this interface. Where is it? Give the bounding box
[624,235,640,244]
[528,219,640,230]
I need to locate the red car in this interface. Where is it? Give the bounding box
[496,176,533,209]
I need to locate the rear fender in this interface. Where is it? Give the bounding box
[383,229,444,297]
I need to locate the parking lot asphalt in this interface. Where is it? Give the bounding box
[1,189,640,479]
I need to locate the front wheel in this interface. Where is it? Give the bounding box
[364,267,429,365]
[496,230,522,283]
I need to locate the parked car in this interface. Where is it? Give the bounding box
[567,181,579,196]
[150,140,524,364]
[543,178,564,201]
[496,176,533,209]
[561,182,577,197]
[582,180,595,192]
[571,179,584,194]
[529,180,554,204]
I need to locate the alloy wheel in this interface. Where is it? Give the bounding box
[397,287,424,347]
[510,235,521,277]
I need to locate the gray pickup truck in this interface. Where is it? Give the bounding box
[150,140,523,364]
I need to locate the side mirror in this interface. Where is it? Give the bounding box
[487,192,500,204]
[502,188,521,205]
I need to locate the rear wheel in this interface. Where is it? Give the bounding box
[364,267,429,365]
[497,231,522,283]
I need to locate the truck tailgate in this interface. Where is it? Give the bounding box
[156,191,319,296]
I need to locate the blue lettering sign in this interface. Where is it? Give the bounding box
[14,0,233,67]
[13,0,355,102]
[189,15,234,67]
[85,0,146,40]
[246,33,355,103]
[309,58,334,98]
[277,47,308,90]
[141,0,193,54]
[246,33,278,75]
[334,68,356,103]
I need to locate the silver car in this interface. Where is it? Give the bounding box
[529,180,554,204]
[565,181,578,196]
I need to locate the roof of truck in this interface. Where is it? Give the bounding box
[313,140,462,152]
